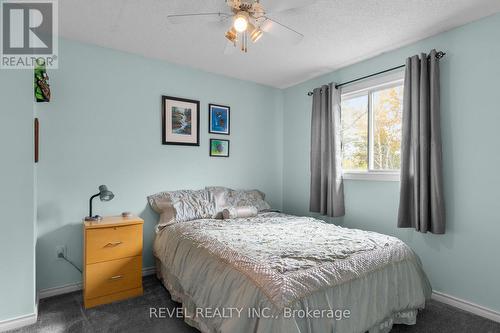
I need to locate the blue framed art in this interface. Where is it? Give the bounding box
[209,104,230,135]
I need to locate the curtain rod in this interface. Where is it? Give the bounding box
[307,51,446,96]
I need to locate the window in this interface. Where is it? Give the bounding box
[340,72,404,181]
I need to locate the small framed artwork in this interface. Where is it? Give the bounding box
[209,139,230,157]
[162,95,200,146]
[209,104,230,135]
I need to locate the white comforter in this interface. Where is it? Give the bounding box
[154,212,431,333]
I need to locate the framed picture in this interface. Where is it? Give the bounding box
[208,104,230,135]
[162,95,200,146]
[209,139,230,157]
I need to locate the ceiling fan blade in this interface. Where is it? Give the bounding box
[261,17,304,44]
[260,0,318,14]
[208,14,231,29]
[167,12,230,24]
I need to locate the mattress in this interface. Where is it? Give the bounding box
[153,212,431,333]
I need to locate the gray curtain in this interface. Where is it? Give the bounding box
[398,49,446,234]
[310,83,345,217]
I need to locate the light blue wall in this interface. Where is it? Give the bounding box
[0,71,36,321]
[35,39,284,290]
[282,13,500,312]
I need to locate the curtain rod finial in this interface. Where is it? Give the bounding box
[436,51,446,59]
[307,91,313,96]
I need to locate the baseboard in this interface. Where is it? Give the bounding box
[38,266,156,299]
[432,290,500,323]
[0,312,37,332]
[38,281,83,299]
[142,266,156,277]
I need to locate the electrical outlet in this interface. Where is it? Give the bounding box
[56,245,66,259]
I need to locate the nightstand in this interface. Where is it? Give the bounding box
[83,215,144,308]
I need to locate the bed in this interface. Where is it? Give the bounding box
[152,210,431,333]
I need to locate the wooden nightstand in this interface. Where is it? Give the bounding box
[83,215,144,308]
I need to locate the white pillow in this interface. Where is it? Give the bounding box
[222,206,259,219]
[148,189,216,227]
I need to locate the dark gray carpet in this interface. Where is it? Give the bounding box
[10,276,500,333]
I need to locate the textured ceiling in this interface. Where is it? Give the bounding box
[59,0,500,88]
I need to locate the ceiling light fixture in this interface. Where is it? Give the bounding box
[249,24,263,43]
[225,27,237,44]
[167,0,307,53]
[233,11,248,32]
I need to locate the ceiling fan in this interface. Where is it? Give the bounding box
[167,0,317,54]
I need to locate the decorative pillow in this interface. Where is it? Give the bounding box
[206,186,271,218]
[147,189,215,227]
[222,206,258,219]
[206,186,228,216]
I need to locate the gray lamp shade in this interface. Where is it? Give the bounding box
[98,185,114,202]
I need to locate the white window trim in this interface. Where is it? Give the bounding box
[340,70,404,181]
[342,171,400,182]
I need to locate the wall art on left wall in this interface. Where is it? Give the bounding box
[162,95,200,146]
[34,59,51,102]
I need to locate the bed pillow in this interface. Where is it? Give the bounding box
[222,206,259,219]
[206,186,271,218]
[206,186,228,217]
[147,189,216,227]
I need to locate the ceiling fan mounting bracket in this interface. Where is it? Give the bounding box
[227,0,265,18]
[240,3,252,11]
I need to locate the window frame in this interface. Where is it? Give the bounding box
[340,70,404,182]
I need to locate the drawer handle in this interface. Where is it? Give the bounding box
[109,275,124,280]
[104,241,123,247]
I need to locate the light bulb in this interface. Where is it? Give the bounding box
[233,12,248,32]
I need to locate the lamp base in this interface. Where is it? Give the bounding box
[84,215,103,222]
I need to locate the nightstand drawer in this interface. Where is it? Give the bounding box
[85,256,141,299]
[86,224,142,264]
